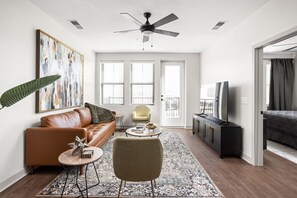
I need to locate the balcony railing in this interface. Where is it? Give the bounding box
[165,97,180,118]
[200,99,214,116]
[103,97,124,104]
[132,97,154,104]
[103,96,181,119]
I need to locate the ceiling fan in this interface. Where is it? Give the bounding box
[114,12,179,43]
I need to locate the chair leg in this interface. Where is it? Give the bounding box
[153,179,156,187]
[124,180,126,187]
[118,180,123,198]
[151,180,155,198]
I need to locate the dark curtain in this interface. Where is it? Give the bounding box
[268,59,295,110]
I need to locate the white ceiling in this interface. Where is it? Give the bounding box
[31,0,268,53]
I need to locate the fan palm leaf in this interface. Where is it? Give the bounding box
[0,75,61,109]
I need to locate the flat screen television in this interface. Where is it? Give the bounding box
[200,81,229,123]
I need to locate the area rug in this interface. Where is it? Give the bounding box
[37,132,223,197]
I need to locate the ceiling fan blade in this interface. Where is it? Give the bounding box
[120,12,143,26]
[143,35,149,43]
[154,29,179,37]
[114,29,139,34]
[152,13,178,28]
[283,45,297,51]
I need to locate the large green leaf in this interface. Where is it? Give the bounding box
[0,75,61,108]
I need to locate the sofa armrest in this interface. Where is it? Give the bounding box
[25,127,87,166]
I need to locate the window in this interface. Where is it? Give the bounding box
[100,62,124,104]
[265,60,271,106]
[131,62,154,104]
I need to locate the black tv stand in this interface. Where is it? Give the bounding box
[220,120,229,126]
[192,114,242,158]
[200,115,229,126]
[197,113,207,117]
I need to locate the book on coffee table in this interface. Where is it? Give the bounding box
[81,150,94,158]
[131,129,143,133]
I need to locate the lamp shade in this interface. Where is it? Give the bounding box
[0,75,61,109]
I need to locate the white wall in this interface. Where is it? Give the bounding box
[0,0,95,191]
[96,53,200,128]
[201,0,297,164]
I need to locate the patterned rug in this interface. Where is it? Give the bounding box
[37,132,223,197]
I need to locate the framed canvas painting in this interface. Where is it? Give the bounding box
[36,30,84,113]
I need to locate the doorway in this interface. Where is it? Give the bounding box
[254,27,297,166]
[160,61,185,127]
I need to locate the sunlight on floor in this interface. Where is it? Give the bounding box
[267,140,297,164]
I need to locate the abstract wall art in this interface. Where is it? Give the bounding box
[36,30,84,113]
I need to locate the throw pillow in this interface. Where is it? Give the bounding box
[85,102,115,124]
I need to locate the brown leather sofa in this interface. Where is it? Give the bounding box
[25,107,116,167]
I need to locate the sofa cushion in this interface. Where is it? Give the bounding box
[86,121,115,146]
[74,107,92,127]
[85,123,108,134]
[41,111,81,128]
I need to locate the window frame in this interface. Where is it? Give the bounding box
[130,61,155,105]
[100,61,125,105]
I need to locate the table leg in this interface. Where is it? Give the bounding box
[120,118,124,131]
[75,166,85,197]
[85,164,89,198]
[93,162,100,184]
[61,165,69,198]
[75,162,100,198]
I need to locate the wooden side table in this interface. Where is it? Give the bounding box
[115,114,125,131]
[58,147,103,198]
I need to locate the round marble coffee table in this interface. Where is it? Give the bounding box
[58,147,103,198]
[126,127,162,137]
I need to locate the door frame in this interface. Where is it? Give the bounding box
[253,26,297,166]
[160,61,185,127]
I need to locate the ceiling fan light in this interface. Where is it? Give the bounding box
[143,30,153,35]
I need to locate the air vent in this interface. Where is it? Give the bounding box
[69,20,84,30]
[211,21,226,30]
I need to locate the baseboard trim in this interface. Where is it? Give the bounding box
[241,152,252,164]
[0,168,29,192]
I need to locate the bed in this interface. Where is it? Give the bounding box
[263,111,297,149]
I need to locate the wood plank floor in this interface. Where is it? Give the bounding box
[1,128,297,198]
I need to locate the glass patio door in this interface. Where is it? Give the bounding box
[161,61,185,126]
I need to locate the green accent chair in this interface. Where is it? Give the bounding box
[113,137,163,198]
[131,105,151,125]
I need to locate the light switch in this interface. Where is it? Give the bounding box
[241,97,248,104]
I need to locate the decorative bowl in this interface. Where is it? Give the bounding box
[145,122,157,129]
